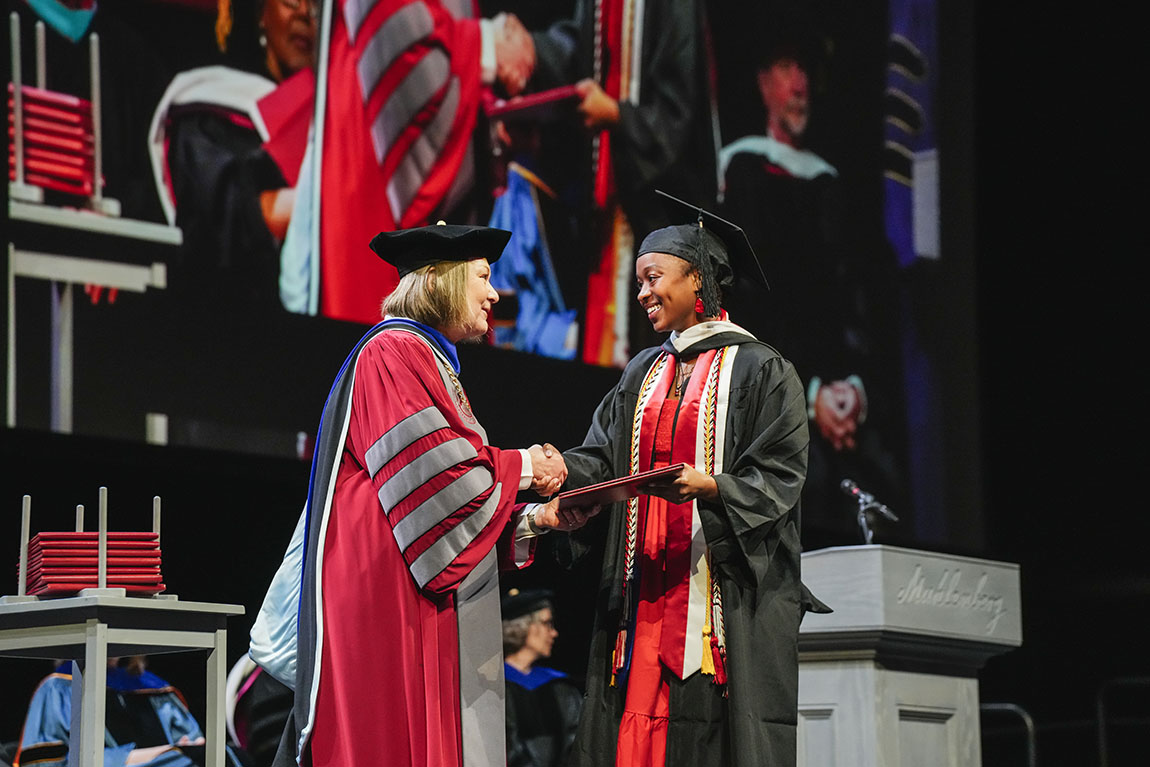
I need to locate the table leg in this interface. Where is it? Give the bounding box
[7,243,16,428]
[205,628,227,767]
[50,281,74,433]
[68,663,81,767]
[79,619,108,767]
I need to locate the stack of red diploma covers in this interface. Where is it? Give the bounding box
[7,83,98,197]
[558,463,688,509]
[20,532,165,597]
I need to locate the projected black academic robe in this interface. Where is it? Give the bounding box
[721,146,908,544]
[528,0,720,358]
[530,0,717,237]
[150,66,287,311]
[560,327,827,766]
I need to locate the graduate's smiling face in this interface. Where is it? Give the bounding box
[636,252,701,334]
[450,258,498,343]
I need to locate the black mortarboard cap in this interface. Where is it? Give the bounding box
[501,588,554,621]
[639,190,769,291]
[369,222,511,277]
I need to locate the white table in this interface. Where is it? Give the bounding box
[0,595,244,767]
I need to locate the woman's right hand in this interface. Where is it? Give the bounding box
[532,496,601,532]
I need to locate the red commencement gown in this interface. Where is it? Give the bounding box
[282,319,534,766]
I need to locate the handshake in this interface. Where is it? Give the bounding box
[492,12,535,97]
[526,442,567,496]
[524,443,600,533]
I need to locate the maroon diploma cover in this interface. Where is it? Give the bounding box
[485,85,580,123]
[557,463,688,509]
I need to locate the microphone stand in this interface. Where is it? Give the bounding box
[841,479,899,544]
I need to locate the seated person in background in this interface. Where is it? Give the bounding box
[502,588,582,767]
[225,654,293,767]
[15,656,241,767]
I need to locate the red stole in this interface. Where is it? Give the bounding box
[613,346,729,684]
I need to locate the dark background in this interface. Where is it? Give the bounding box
[3,0,1145,765]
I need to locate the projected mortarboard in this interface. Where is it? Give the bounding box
[369,222,512,277]
[641,190,770,291]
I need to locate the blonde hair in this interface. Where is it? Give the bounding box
[381,259,472,329]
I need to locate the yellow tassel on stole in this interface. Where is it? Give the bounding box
[701,561,715,676]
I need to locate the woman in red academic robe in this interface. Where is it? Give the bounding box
[253,223,596,767]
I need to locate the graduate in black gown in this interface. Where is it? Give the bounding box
[558,197,829,766]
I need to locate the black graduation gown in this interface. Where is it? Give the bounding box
[164,101,288,311]
[505,669,583,767]
[560,334,826,766]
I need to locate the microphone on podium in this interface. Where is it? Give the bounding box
[840,479,899,522]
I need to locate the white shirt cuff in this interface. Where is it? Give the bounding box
[518,448,533,491]
[479,18,497,85]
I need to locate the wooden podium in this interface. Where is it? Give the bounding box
[797,545,1022,767]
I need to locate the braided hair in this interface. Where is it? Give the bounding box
[691,241,724,318]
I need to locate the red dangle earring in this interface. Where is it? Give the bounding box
[695,296,705,314]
